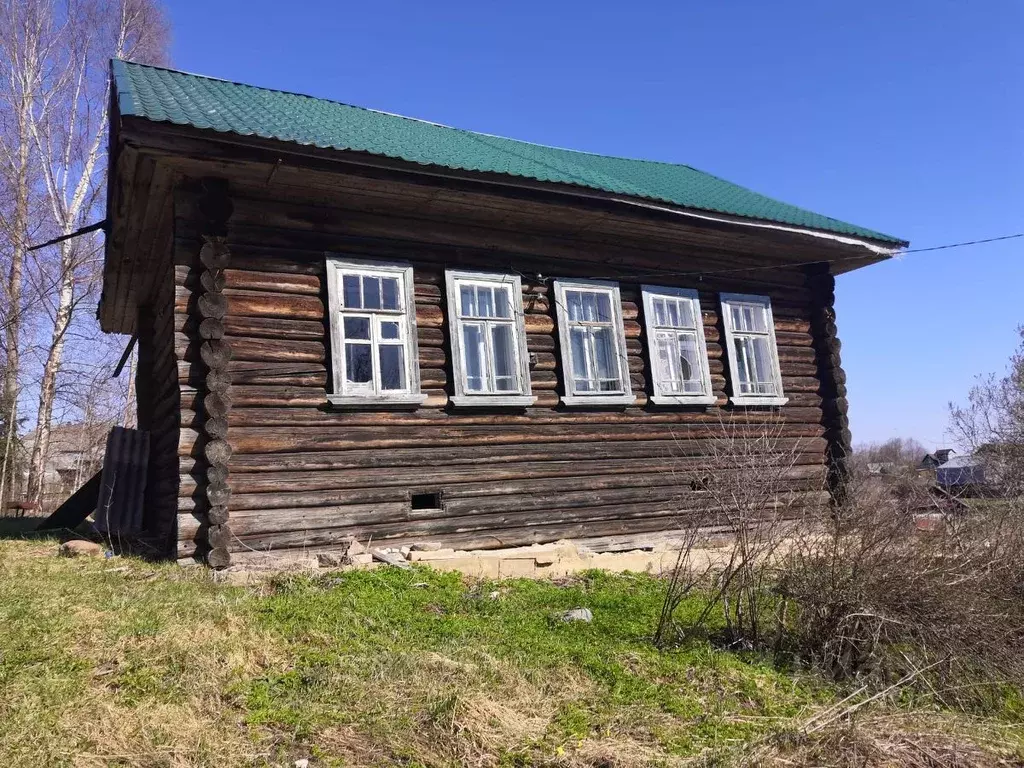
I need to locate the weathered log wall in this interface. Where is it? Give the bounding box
[168,187,838,562]
[134,257,179,554]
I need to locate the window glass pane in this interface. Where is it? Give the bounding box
[459,285,476,316]
[665,299,679,328]
[462,324,485,391]
[381,278,400,310]
[750,336,777,394]
[677,333,702,392]
[651,298,665,326]
[378,345,406,391]
[345,343,372,384]
[580,292,596,322]
[676,300,695,329]
[592,327,619,391]
[491,324,517,392]
[380,320,400,340]
[343,316,370,340]
[655,332,679,391]
[477,286,495,318]
[730,304,745,332]
[566,290,584,322]
[362,276,382,310]
[343,275,361,308]
[493,285,512,318]
[595,292,612,323]
[734,337,753,393]
[569,326,590,391]
[731,302,768,334]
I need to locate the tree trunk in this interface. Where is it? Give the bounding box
[0,71,34,510]
[24,241,75,506]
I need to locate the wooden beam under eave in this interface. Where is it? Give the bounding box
[101,154,177,335]
[100,145,141,333]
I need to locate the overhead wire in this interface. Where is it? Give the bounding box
[510,231,1024,285]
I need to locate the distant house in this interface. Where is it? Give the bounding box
[866,462,895,476]
[919,449,955,471]
[936,454,985,489]
[21,423,110,503]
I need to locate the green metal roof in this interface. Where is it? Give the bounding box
[111,60,904,245]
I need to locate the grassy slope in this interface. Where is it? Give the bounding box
[1,538,1021,767]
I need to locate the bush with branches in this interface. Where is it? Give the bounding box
[657,419,1024,716]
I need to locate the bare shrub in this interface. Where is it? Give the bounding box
[949,325,1024,498]
[778,486,1024,712]
[655,416,825,648]
[657,421,1024,716]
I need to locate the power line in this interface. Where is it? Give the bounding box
[898,232,1024,255]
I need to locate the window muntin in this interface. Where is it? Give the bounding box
[720,293,787,406]
[640,286,714,404]
[553,279,634,405]
[445,270,534,405]
[326,258,423,405]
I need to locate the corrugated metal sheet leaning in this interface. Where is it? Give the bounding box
[93,427,150,536]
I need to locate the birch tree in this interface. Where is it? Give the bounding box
[0,0,52,508]
[0,0,167,507]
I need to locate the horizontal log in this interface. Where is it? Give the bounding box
[200,339,232,368]
[184,435,825,475]
[230,386,327,407]
[199,270,226,293]
[221,288,323,320]
[205,421,826,455]
[178,489,829,555]
[179,314,326,342]
[179,361,328,387]
[183,464,824,514]
[179,452,827,496]
[197,292,226,320]
[228,337,325,363]
[218,405,826,428]
[216,268,320,295]
[200,240,230,269]
[199,318,224,340]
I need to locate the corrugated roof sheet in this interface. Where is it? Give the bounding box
[111,59,905,245]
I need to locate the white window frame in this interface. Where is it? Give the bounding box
[720,293,788,407]
[445,269,535,407]
[553,279,635,406]
[640,285,716,405]
[325,256,426,407]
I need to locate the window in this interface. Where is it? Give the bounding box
[553,279,634,406]
[720,293,787,406]
[445,270,535,407]
[640,286,715,405]
[325,257,425,406]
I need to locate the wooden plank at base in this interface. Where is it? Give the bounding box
[36,471,102,531]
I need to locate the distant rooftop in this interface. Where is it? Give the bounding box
[111,59,906,246]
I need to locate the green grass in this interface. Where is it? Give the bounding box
[0,538,1021,767]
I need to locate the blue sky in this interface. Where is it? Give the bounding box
[164,0,1023,448]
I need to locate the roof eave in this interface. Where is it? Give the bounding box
[123,110,907,259]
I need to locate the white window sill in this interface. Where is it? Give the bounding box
[651,394,718,406]
[450,394,537,408]
[560,393,637,407]
[729,396,789,407]
[328,393,428,409]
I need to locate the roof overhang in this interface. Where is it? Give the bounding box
[101,111,906,333]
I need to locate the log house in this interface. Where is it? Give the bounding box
[101,61,906,565]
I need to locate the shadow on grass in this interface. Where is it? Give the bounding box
[0,515,75,540]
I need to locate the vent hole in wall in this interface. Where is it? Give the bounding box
[411,491,442,510]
